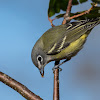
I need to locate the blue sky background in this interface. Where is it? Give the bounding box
[0,0,100,100]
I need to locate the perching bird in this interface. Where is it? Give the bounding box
[31,18,100,77]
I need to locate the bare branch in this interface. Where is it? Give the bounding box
[0,71,43,100]
[53,61,60,100]
[66,0,73,16]
[69,3,97,20]
[63,2,97,24]
[62,0,73,24]
[48,17,55,27]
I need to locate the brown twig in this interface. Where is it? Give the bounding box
[69,3,97,20]
[69,11,88,20]
[53,61,60,100]
[48,17,55,27]
[0,71,43,100]
[66,0,73,16]
[62,2,97,24]
[62,0,73,24]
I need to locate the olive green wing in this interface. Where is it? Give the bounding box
[43,19,100,55]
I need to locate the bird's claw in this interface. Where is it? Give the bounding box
[52,65,62,73]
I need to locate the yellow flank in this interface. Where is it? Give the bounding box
[53,34,88,60]
[81,34,87,40]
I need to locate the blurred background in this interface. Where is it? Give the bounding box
[0,0,100,100]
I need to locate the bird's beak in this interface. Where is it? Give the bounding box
[39,67,44,77]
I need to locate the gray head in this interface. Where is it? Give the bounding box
[31,40,49,77]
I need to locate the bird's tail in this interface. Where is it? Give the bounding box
[91,17,100,23]
[86,17,100,30]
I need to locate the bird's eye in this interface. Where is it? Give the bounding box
[38,57,41,61]
[37,55,43,62]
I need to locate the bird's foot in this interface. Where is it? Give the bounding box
[52,58,71,73]
[52,65,62,73]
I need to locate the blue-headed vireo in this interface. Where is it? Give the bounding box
[31,18,100,77]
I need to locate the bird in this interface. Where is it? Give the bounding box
[31,17,100,77]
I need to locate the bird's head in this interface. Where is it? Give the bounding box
[31,40,49,77]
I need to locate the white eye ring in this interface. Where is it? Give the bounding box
[37,55,43,62]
